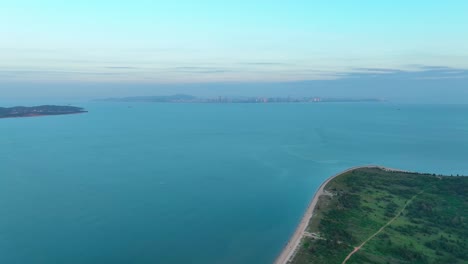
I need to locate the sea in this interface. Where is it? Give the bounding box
[1,102,467,264]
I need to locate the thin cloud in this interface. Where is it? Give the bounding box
[346,66,468,80]
[239,62,292,66]
[0,70,127,78]
[171,67,231,74]
[353,68,403,73]
[105,66,139,69]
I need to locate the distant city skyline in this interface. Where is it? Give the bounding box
[1,1,468,85]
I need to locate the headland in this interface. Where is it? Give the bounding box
[277,166,467,264]
[0,105,87,119]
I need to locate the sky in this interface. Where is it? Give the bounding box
[1,1,468,99]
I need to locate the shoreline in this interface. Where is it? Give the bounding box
[0,112,87,119]
[274,165,407,264]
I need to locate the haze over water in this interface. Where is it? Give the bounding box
[1,102,467,264]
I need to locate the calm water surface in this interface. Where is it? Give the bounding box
[1,103,467,263]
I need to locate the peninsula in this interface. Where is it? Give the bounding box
[0,105,87,119]
[277,166,467,264]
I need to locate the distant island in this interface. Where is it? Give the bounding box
[0,105,87,119]
[97,94,384,104]
[276,166,467,264]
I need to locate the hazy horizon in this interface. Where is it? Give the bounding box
[2,1,468,103]
[2,66,468,104]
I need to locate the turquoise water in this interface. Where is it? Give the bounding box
[1,103,468,264]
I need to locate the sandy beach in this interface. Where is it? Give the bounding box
[274,165,405,264]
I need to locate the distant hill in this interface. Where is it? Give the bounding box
[97,94,383,103]
[97,94,197,102]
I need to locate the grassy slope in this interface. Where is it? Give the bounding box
[291,168,467,264]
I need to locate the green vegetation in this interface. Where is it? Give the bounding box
[0,105,86,118]
[291,168,467,264]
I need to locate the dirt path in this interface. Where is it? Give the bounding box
[274,165,405,264]
[342,191,423,264]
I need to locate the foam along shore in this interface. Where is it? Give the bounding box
[274,165,407,264]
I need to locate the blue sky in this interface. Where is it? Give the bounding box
[1,1,468,96]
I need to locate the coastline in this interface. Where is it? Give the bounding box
[274,165,407,264]
[0,112,87,119]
